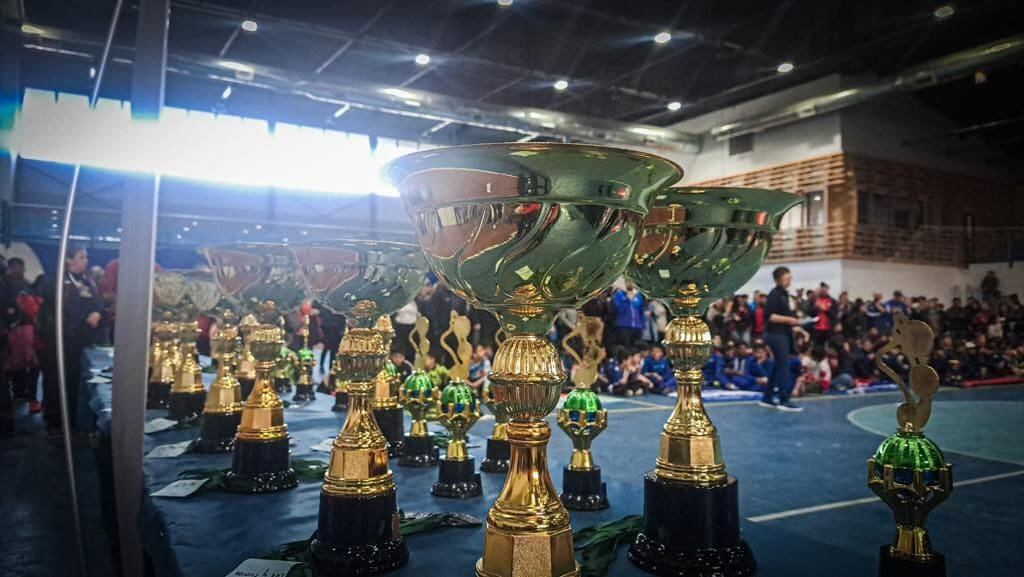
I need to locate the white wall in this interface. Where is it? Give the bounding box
[732,259,1024,303]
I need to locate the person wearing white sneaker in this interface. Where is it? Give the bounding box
[762,267,814,413]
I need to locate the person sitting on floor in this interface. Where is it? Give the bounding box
[612,349,652,396]
[641,344,676,394]
[423,353,450,390]
[597,348,623,394]
[720,342,759,391]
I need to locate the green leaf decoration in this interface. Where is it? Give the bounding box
[290,459,328,482]
[432,430,451,450]
[177,467,228,492]
[573,515,644,577]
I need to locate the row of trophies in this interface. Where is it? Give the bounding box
[140,143,950,577]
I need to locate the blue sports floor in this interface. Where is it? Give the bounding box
[1,383,1022,577]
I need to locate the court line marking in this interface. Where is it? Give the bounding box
[747,469,1024,523]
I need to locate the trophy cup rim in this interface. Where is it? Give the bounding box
[383,142,684,213]
[198,242,305,314]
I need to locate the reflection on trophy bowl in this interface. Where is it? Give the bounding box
[386,143,683,336]
[153,270,188,312]
[201,242,307,314]
[627,186,801,312]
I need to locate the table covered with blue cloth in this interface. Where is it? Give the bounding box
[136,391,876,577]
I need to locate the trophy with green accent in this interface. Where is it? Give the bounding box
[292,318,316,403]
[398,367,440,467]
[372,315,405,458]
[557,313,609,510]
[869,312,952,577]
[478,379,510,474]
[432,311,483,498]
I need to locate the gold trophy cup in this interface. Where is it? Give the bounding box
[194,309,245,453]
[388,142,682,577]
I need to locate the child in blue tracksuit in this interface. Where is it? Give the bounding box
[597,351,623,394]
[702,348,725,388]
[641,344,676,394]
[721,342,761,390]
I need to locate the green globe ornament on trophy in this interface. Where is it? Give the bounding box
[432,311,483,498]
[292,318,317,403]
[557,313,609,511]
[626,187,800,577]
[398,366,440,467]
[869,312,952,577]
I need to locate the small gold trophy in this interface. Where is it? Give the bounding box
[372,315,405,457]
[389,142,682,577]
[432,311,483,498]
[203,243,306,494]
[557,313,609,510]
[478,378,510,473]
[869,312,951,577]
[195,310,244,453]
[168,317,206,422]
[626,187,800,576]
[398,314,440,467]
[273,329,298,396]
[147,312,178,409]
[291,240,423,577]
[236,314,259,399]
[292,317,317,403]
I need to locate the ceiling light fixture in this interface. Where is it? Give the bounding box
[333,104,350,118]
[89,67,96,79]
[654,32,672,44]
[221,85,232,99]
[553,79,569,91]
[776,61,794,73]
[497,0,514,6]
[381,87,418,100]
[667,101,682,111]
[241,19,258,32]
[414,53,431,66]
[219,60,254,74]
[20,24,46,35]
[934,4,955,19]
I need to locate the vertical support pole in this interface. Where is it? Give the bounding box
[0,18,20,245]
[110,1,167,576]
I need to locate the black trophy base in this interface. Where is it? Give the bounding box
[224,436,298,494]
[332,392,349,412]
[146,382,170,409]
[397,435,438,467]
[293,383,316,403]
[238,377,255,400]
[310,487,409,576]
[373,406,405,458]
[628,472,755,577]
[193,411,241,453]
[561,466,610,511]
[878,545,945,577]
[274,377,293,395]
[432,458,483,498]
[479,437,510,473]
[168,391,206,422]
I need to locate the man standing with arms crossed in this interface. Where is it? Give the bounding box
[761,266,814,412]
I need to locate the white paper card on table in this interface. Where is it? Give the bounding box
[225,558,301,577]
[146,440,193,459]
[311,438,334,453]
[143,418,179,434]
[152,478,207,498]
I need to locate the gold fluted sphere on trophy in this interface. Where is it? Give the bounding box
[557,313,609,510]
[625,186,800,576]
[202,242,307,494]
[291,240,424,577]
[387,142,683,577]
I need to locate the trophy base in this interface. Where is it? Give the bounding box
[224,436,298,494]
[628,472,755,577]
[373,406,405,458]
[310,487,409,576]
[292,383,316,403]
[479,437,510,473]
[238,377,255,400]
[561,466,609,511]
[193,411,240,453]
[168,391,205,422]
[475,523,580,577]
[432,458,483,499]
[878,546,946,577]
[274,377,293,395]
[146,382,170,409]
[332,392,349,412]
[397,435,438,467]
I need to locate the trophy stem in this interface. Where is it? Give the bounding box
[630,314,754,577]
[168,322,206,422]
[477,334,579,577]
[196,333,243,453]
[224,322,297,493]
[311,318,408,576]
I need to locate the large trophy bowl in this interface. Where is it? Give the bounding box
[387,142,683,577]
[625,186,800,577]
[202,242,307,493]
[291,240,424,577]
